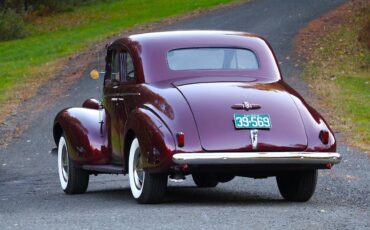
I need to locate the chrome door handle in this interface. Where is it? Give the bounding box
[111,98,124,101]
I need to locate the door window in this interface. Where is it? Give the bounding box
[106,49,135,84]
[110,50,120,82]
[125,53,135,83]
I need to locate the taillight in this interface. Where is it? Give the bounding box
[319,130,329,144]
[176,132,185,147]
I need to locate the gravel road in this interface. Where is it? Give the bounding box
[1,0,369,229]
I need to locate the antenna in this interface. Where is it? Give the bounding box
[98,53,103,102]
[97,49,104,135]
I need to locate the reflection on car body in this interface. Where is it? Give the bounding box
[53,31,341,204]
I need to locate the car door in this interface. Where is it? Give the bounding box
[103,48,124,164]
[116,49,139,163]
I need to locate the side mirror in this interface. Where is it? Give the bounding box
[90,69,100,80]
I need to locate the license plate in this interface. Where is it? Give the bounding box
[233,114,272,129]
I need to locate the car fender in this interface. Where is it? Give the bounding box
[124,107,176,173]
[285,83,336,152]
[82,98,100,110]
[53,107,110,165]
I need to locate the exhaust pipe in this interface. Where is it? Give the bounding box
[169,173,186,182]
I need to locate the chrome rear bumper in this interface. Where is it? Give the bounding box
[172,152,341,165]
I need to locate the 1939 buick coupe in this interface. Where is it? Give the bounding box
[53,31,341,204]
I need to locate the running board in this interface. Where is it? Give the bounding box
[82,164,124,174]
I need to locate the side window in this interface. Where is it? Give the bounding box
[106,49,135,84]
[125,52,135,83]
[110,50,120,82]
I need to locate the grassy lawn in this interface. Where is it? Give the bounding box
[0,0,237,118]
[300,2,370,151]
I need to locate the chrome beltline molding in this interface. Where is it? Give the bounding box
[172,152,341,165]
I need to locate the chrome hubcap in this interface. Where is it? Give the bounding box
[61,145,69,182]
[133,149,144,190]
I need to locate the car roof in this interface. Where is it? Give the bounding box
[128,30,263,46]
[113,30,282,83]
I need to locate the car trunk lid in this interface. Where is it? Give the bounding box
[174,81,307,152]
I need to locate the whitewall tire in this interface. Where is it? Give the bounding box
[128,138,167,204]
[58,136,69,190]
[58,135,89,194]
[128,138,144,198]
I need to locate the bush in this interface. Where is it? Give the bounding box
[0,0,105,41]
[27,0,72,16]
[0,9,29,41]
[1,1,107,16]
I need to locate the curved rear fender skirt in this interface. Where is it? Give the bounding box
[288,90,336,152]
[54,107,110,165]
[125,108,176,173]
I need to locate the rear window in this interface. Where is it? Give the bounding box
[167,48,259,71]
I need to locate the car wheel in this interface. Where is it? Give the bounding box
[192,173,219,188]
[58,135,89,194]
[128,138,167,204]
[276,170,317,202]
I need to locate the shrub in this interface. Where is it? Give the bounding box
[0,0,106,41]
[27,0,72,16]
[0,9,29,41]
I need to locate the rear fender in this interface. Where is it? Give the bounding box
[124,108,176,173]
[53,107,109,165]
[287,90,336,152]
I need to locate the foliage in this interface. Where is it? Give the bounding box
[0,0,102,15]
[0,9,29,40]
[0,0,110,40]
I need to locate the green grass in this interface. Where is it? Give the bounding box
[0,0,237,104]
[301,3,370,151]
[335,74,370,139]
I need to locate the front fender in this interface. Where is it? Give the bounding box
[53,107,109,165]
[124,108,176,173]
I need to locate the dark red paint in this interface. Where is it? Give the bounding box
[53,31,336,174]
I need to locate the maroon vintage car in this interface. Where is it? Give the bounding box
[53,31,341,204]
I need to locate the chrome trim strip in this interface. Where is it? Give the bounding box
[231,101,261,110]
[121,92,141,96]
[172,152,341,165]
[106,92,141,97]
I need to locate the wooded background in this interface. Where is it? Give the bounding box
[0,0,99,14]
[0,0,103,40]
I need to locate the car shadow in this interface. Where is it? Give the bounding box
[84,187,133,201]
[163,186,284,205]
[84,185,285,206]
